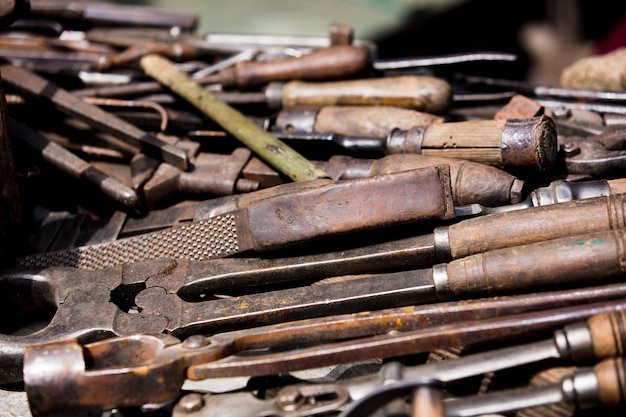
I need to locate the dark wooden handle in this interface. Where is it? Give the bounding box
[281,75,452,113]
[446,194,626,259]
[219,45,370,89]
[246,166,455,251]
[446,229,626,297]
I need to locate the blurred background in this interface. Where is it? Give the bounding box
[116,0,626,85]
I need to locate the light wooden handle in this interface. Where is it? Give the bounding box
[279,75,452,113]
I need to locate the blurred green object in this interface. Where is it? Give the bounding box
[119,0,468,38]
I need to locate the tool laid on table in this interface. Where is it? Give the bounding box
[20,294,626,415]
[16,165,454,268]
[269,114,558,172]
[169,305,626,417]
[6,225,626,386]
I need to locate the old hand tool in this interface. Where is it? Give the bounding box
[558,129,626,176]
[127,192,626,295]
[272,105,444,139]
[16,165,454,269]
[9,117,140,209]
[21,294,626,415]
[271,114,558,172]
[340,308,626,417]
[7,225,626,385]
[174,305,626,417]
[140,53,330,182]
[441,359,626,417]
[193,44,371,89]
[1,64,190,170]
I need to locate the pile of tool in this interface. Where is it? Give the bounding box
[2,1,626,416]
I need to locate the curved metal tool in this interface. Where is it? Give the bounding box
[559,130,626,176]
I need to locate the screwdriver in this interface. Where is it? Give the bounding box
[339,308,626,417]
[444,357,626,416]
[271,114,558,172]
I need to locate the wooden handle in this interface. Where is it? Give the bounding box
[218,45,370,89]
[561,48,626,91]
[280,75,452,113]
[386,115,558,171]
[245,166,455,251]
[446,229,626,297]
[445,194,626,259]
[596,357,626,406]
[588,309,626,359]
[314,105,443,138]
[367,154,523,207]
[608,178,626,195]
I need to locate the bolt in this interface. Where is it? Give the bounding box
[177,393,204,413]
[560,142,580,156]
[275,386,305,411]
[183,335,208,349]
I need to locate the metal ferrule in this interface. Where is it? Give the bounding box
[265,82,284,109]
[530,179,611,207]
[432,264,451,300]
[274,106,319,132]
[554,322,594,363]
[385,126,427,154]
[433,226,452,262]
[561,368,600,409]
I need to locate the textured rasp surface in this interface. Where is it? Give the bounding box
[17,214,240,269]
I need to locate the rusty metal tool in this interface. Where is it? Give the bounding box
[339,308,626,417]
[9,117,140,209]
[139,148,261,210]
[271,114,558,172]
[173,306,626,417]
[122,191,626,296]
[15,165,454,269]
[140,53,330,182]
[7,226,626,386]
[0,64,190,170]
[440,358,626,417]
[20,293,626,415]
[558,128,626,177]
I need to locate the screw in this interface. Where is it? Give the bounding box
[560,142,580,156]
[275,386,305,411]
[177,393,204,413]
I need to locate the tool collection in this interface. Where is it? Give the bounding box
[2,2,626,417]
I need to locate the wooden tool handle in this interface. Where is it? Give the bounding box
[279,75,452,113]
[245,166,455,251]
[446,229,626,297]
[314,105,442,138]
[367,154,523,207]
[608,178,626,195]
[595,357,626,406]
[444,194,626,259]
[219,45,370,89]
[588,309,626,359]
[386,115,558,171]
